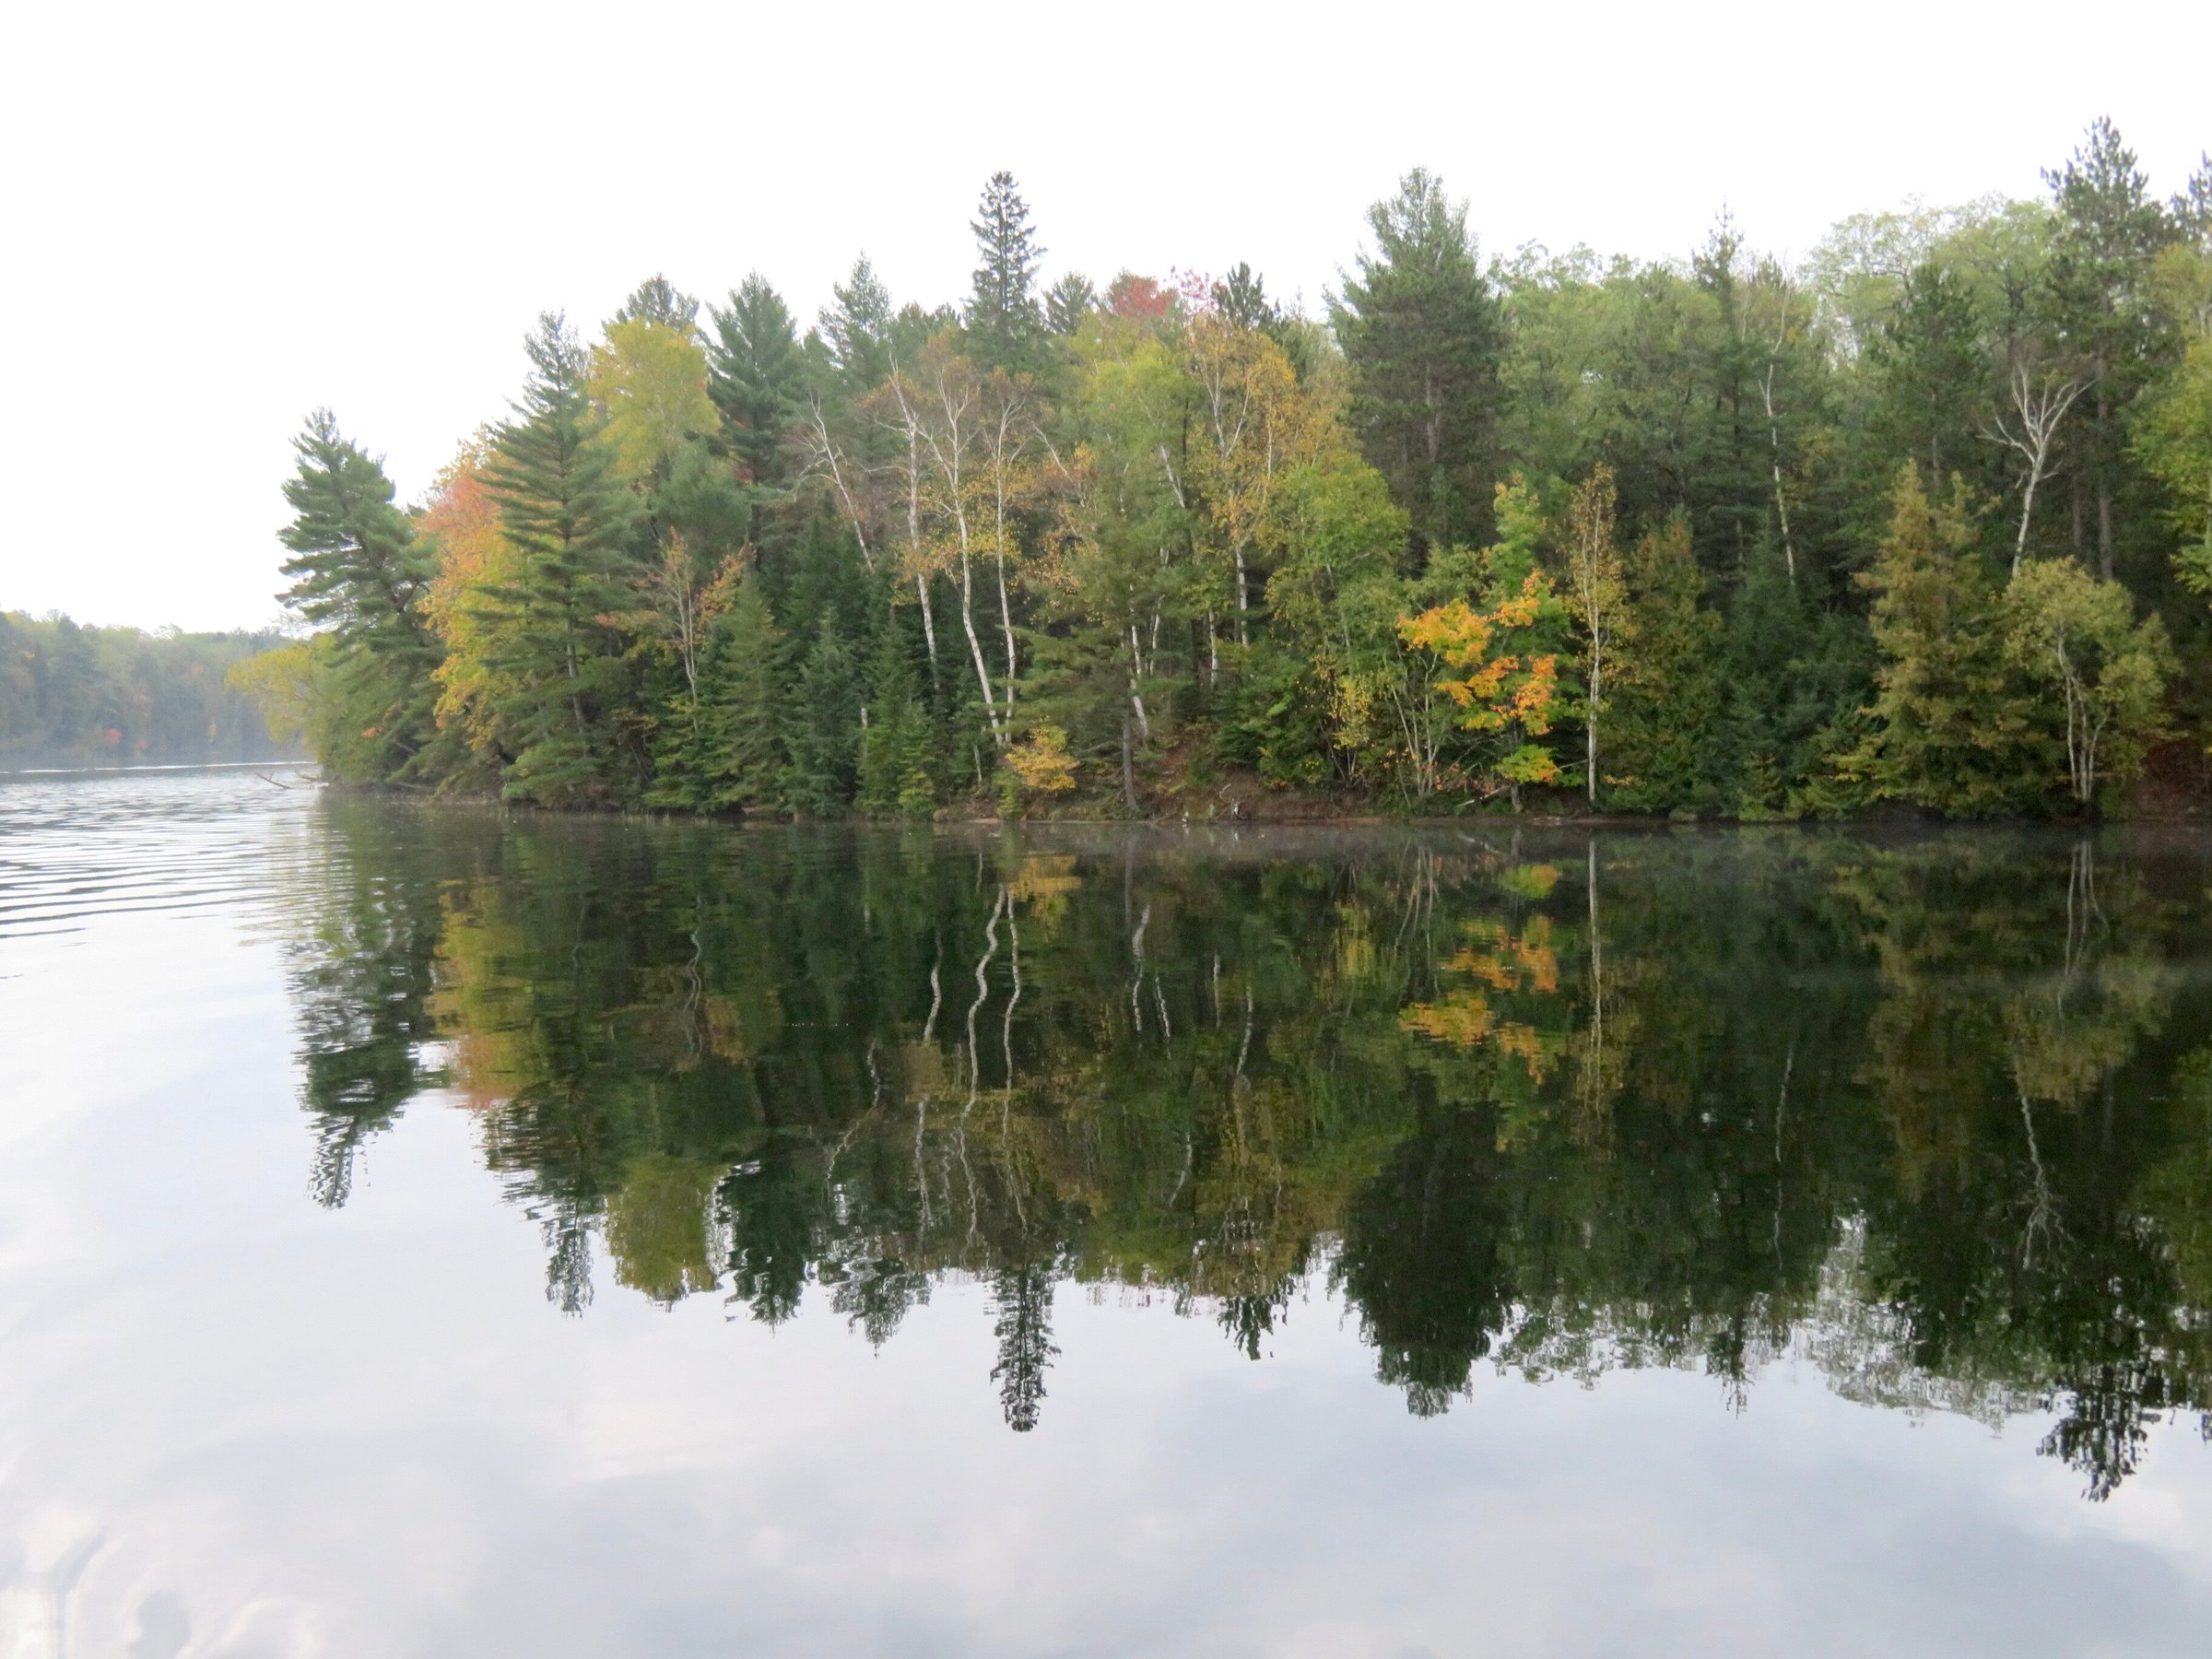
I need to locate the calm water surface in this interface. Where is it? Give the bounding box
[7,769,2212,1654]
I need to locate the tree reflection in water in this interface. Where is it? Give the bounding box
[281,806,2212,1491]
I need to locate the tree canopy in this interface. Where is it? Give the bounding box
[230,128,2212,821]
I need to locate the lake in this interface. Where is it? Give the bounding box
[6,768,2212,1655]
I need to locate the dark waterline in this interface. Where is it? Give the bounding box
[6,768,2212,1655]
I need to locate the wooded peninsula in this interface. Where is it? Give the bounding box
[228,122,2212,819]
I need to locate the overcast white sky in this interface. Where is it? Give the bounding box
[3,0,2206,631]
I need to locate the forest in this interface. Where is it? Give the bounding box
[246,119,2212,819]
[0,611,296,771]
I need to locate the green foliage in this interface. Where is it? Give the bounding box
[788,616,861,814]
[0,612,294,769]
[699,568,790,813]
[708,275,806,489]
[820,256,896,394]
[478,314,645,806]
[1332,168,1504,553]
[2001,558,2173,806]
[967,171,1046,372]
[276,410,442,780]
[254,122,2212,822]
[1603,514,1724,812]
[1833,464,2057,815]
[858,617,935,818]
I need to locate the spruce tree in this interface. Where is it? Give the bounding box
[480,313,642,805]
[967,171,1045,371]
[1833,463,2054,814]
[1331,169,1504,554]
[787,615,861,814]
[1602,513,1723,812]
[1719,539,1871,815]
[1683,218,1776,571]
[697,566,789,812]
[858,615,935,817]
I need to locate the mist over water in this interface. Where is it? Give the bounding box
[7,769,2212,1654]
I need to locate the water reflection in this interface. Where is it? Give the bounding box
[282,805,2212,1496]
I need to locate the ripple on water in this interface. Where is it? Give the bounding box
[0,765,322,941]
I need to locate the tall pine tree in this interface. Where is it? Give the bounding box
[276,409,441,781]
[479,313,642,805]
[1331,169,1505,556]
[708,274,806,489]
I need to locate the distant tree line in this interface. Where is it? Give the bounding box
[0,611,298,771]
[251,121,2212,818]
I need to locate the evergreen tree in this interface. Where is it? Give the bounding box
[967,171,1045,371]
[1602,513,1723,812]
[700,565,790,812]
[613,273,700,335]
[1043,271,1096,336]
[276,409,441,780]
[787,614,861,813]
[821,254,895,391]
[479,313,643,805]
[708,274,806,488]
[1833,463,2054,815]
[1865,262,1992,486]
[2044,118,2176,582]
[988,1261,1059,1432]
[1331,168,1505,554]
[1720,540,1870,815]
[1213,262,1279,332]
[1684,218,1777,571]
[857,615,935,817]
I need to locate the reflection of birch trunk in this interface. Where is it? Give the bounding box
[966,887,1007,1119]
[2065,837,2100,977]
[1586,836,1602,1052]
[1002,903,1021,1108]
[1577,836,1607,1138]
[1129,899,1151,1036]
[2018,1092,2063,1270]
[914,955,943,1228]
[1773,1039,1793,1266]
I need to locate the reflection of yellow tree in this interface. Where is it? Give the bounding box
[1564,842,1634,1149]
[606,1153,723,1304]
[1187,1077,1330,1307]
[1006,855,1081,935]
[429,884,536,1113]
[1400,915,1561,1083]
